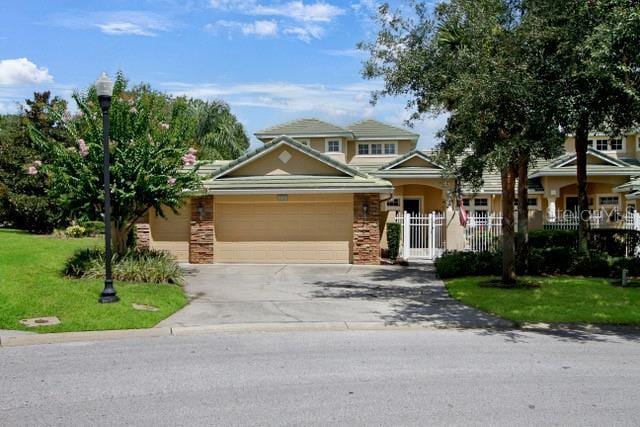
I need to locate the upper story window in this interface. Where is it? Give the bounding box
[325,139,341,153]
[590,137,624,152]
[356,141,398,156]
[474,198,488,207]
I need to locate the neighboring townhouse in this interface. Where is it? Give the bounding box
[136,118,640,264]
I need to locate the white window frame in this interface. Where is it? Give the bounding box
[324,138,342,153]
[598,194,620,209]
[384,142,397,155]
[384,197,401,212]
[355,141,398,157]
[591,136,625,152]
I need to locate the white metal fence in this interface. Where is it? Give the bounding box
[464,214,503,252]
[395,212,445,259]
[544,210,604,230]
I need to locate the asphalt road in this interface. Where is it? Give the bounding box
[2,329,640,426]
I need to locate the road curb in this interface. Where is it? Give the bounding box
[1,321,479,347]
[7,320,637,348]
[0,327,172,348]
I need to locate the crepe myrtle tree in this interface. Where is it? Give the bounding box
[30,72,202,256]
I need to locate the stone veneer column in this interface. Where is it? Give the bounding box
[189,195,214,264]
[135,223,151,250]
[352,193,381,265]
[135,212,151,250]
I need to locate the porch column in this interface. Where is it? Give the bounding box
[546,197,557,222]
[352,193,380,265]
[189,195,215,264]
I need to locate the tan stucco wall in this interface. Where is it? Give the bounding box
[149,202,191,261]
[227,146,345,177]
[401,184,446,213]
[213,194,353,263]
[564,134,639,159]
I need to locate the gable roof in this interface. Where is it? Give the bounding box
[254,118,353,139]
[347,119,419,140]
[371,150,444,178]
[380,150,443,170]
[529,148,640,178]
[212,135,363,179]
[201,135,393,194]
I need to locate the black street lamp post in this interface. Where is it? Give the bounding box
[96,72,119,304]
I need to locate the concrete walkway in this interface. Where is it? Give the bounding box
[158,264,513,329]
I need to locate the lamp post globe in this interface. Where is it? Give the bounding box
[97,72,119,304]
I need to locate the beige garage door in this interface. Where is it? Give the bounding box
[215,199,353,264]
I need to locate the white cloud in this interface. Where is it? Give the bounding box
[52,11,172,37]
[207,1,344,41]
[205,20,278,37]
[161,80,393,117]
[283,24,323,42]
[322,48,364,57]
[0,58,54,85]
[252,1,344,22]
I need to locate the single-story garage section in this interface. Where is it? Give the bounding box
[136,136,393,265]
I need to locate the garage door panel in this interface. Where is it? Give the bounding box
[215,201,353,263]
[215,242,351,264]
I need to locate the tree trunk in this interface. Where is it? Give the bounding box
[112,224,129,258]
[516,151,529,274]
[501,164,517,285]
[575,115,590,254]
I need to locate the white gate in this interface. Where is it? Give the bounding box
[396,212,445,259]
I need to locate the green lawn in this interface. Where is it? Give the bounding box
[0,229,187,333]
[446,276,640,325]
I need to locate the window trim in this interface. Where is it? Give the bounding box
[355,141,398,157]
[589,136,626,152]
[324,138,342,153]
[598,194,620,208]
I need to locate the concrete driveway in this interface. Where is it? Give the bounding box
[158,264,512,329]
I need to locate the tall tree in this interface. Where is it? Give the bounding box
[361,0,561,284]
[521,0,640,252]
[0,92,68,233]
[190,99,250,160]
[31,73,201,255]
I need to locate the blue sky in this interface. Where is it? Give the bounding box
[0,0,444,148]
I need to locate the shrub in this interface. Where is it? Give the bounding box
[387,222,401,260]
[64,248,184,285]
[588,229,640,257]
[568,251,611,277]
[65,225,87,238]
[529,229,577,249]
[435,250,501,278]
[610,257,640,277]
[80,220,105,236]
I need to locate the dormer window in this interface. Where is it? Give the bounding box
[384,143,396,154]
[358,144,369,155]
[325,139,341,153]
[596,140,608,150]
[371,144,382,155]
